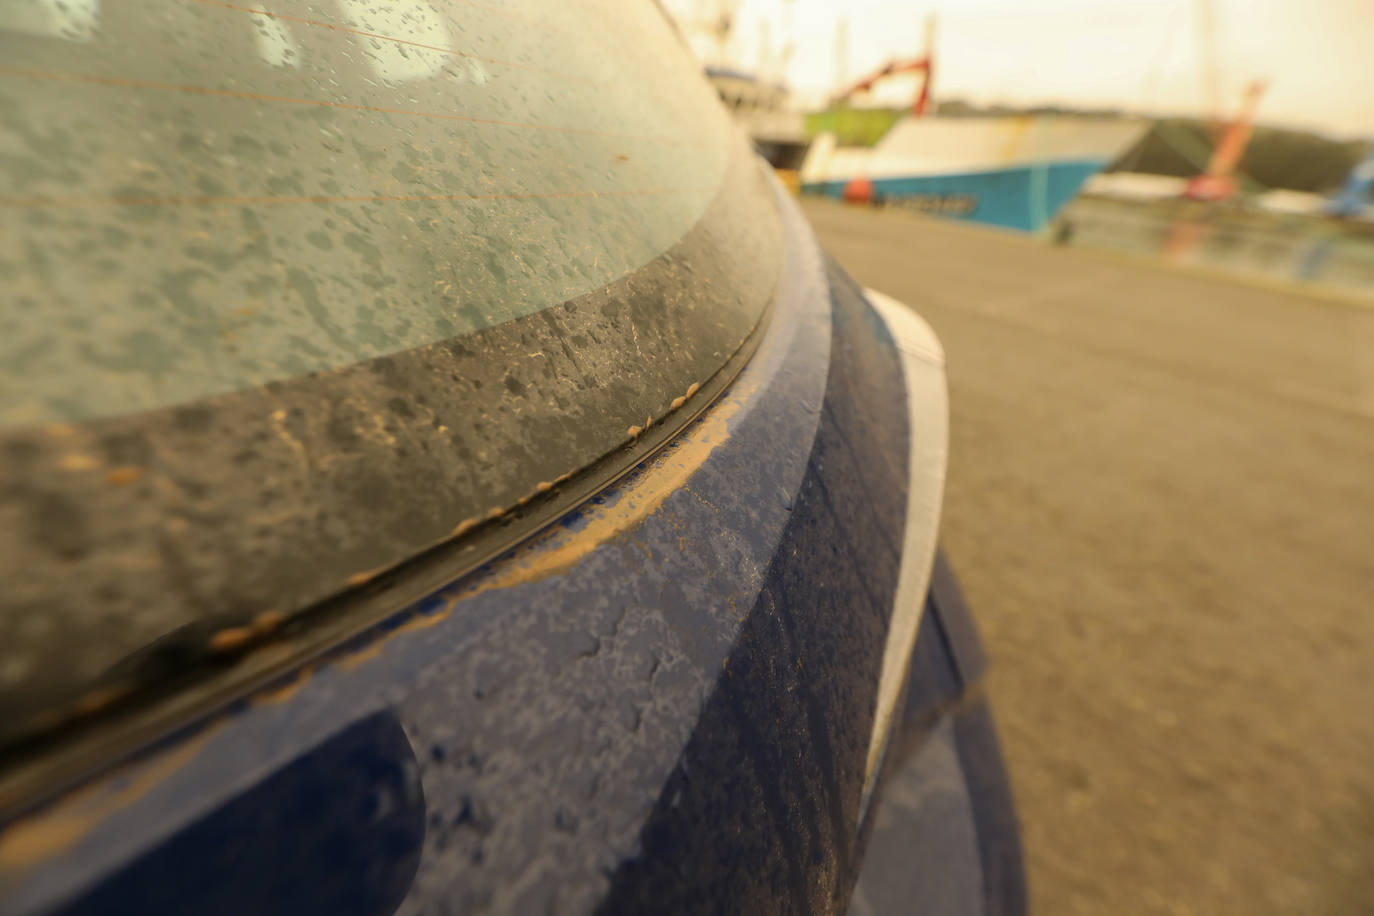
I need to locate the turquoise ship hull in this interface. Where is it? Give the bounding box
[799,115,1148,233]
[802,158,1111,233]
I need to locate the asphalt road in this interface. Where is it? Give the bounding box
[802,199,1374,916]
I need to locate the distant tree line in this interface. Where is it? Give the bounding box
[1111,119,1369,194]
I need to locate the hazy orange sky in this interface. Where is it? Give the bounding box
[668,0,1374,139]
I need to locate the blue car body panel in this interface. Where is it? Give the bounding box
[1,187,1022,915]
[853,553,1026,916]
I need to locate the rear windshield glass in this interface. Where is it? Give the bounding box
[4,0,736,421]
[0,0,781,724]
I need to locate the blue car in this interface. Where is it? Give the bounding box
[0,1,1024,913]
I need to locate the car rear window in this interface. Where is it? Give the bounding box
[0,0,781,733]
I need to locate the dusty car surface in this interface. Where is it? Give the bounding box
[0,1,1023,913]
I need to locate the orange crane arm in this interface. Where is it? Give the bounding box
[1183,80,1267,202]
[1205,80,1266,179]
[835,56,934,116]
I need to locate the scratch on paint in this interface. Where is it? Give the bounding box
[252,666,315,706]
[456,385,749,599]
[684,484,722,514]
[332,590,464,673]
[338,642,386,671]
[394,593,463,634]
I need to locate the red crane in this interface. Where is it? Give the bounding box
[835,55,934,117]
[832,16,937,117]
[1182,80,1267,202]
[833,17,936,203]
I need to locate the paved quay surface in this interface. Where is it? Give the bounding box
[803,198,1374,916]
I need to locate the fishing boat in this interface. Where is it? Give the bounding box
[800,22,1147,233]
